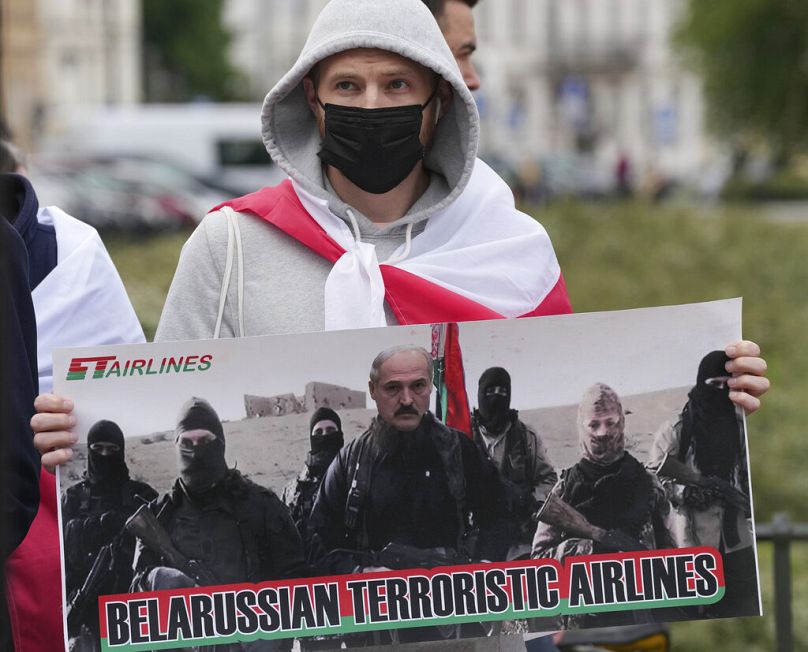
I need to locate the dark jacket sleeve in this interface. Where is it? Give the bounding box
[459,434,510,560]
[307,445,357,575]
[0,217,40,558]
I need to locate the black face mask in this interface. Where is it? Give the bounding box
[316,87,438,195]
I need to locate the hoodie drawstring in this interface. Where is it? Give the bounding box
[346,208,362,244]
[346,207,413,265]
[383,222,414,265]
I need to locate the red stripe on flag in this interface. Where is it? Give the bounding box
[217,181,572,325]
[381,266,505,325]
[518,274,573,318]
[443,323,472,436]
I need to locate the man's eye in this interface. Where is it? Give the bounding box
[390,79,409,90]
[336,81,355,91]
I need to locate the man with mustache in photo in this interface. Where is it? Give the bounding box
[308,345,503,643]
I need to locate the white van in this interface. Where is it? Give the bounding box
[52,103,285,194]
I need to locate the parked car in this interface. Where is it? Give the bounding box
[27,153,232,232]
[50,103,286,195]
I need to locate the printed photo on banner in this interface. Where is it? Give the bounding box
[53,298,761,651]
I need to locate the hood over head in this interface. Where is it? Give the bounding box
[261,0,479,224]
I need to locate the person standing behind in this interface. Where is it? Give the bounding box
[421,0,481,91]
[0,218,41,651]
[2,142,144,652]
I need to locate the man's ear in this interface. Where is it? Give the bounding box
[368,380,377,402]
[437,79,453,119]
[303,76,320,116]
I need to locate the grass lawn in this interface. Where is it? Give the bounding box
[103,199,807,651]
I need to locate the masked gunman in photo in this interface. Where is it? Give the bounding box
[282,407,344,542]
[471,367,557,559]
[60,420,158,649]
[531,383,674,628]
[649,351,757,617]
[308,346,502,644]
[131,398,307,649]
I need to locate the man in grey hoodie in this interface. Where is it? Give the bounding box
[152,0,571,343]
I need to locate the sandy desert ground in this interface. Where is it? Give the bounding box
[60,386,692,497]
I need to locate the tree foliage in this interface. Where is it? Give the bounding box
[142,0,244,102]
[676,0,808,162]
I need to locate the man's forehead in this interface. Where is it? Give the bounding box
[582,407,622,420]
[317,48,432,78]
[379,351,431,378]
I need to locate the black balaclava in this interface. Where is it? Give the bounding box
[86,420,129,486]
[477,367,512,432]
[682,351,740,481]
[174,397,228,493]
[307,407,344,472]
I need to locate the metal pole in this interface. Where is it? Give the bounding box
[771,513,794,652]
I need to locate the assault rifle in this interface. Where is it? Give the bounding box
[656,455,750,513]
[125,504,219,586]
[537,494,646,553]
[66,536,121,635]
[374,542,474,570]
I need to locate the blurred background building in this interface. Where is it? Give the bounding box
[1,0,141,149]
[0,0,725,207]
[224,0,712,197]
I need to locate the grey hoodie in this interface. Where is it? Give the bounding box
[156,0,481,342]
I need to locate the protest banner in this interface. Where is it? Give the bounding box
[54,299,760,650]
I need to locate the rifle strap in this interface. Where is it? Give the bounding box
[344,435,372,551]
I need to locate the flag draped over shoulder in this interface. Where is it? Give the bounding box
[431,323,471,436]
[215,160,572,330]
